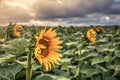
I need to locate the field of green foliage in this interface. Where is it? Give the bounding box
[0,24,120,80]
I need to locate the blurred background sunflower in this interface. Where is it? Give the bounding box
[13,24,23,37]
[86,28,96,44]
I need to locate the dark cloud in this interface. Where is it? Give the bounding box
[67,14,120,25]
[103,2,120,14]
[33,0,119,19]
[0,0,120,25]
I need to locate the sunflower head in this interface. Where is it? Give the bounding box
[96,27,103,32]
[34,27,62,71]
[86,28,96,44]
[0,38,4,43]
[13,24,23,37]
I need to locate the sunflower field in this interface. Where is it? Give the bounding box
[0,24,120,80]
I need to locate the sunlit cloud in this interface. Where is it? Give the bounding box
[57,0,63,4]
[2,0,36,9]
[28,19,67,26]
[105,16,110,21]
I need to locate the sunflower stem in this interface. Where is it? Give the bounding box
[26,51,32,80]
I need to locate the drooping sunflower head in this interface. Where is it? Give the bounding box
[96,27,103,32]
[13,24,23,37]
[34,27,62,71]
[86,28,96,44]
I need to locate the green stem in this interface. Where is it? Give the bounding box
[77,35,84,80]
[26,52,32,80]
[79,35,83,57]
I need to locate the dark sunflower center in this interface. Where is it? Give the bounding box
[39,39,49,56]
[16,27,23,32]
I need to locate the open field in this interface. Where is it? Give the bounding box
[0,25,120,80]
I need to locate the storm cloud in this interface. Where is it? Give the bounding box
[33,0,120,19]
[0,0,120,26]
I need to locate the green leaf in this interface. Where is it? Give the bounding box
[81,49,91,54]
[55,76,70,80]
[63,50,74,56]
[0,54,15,64]
[14,55,30,69]
[52,69,71,79]
[114,37,120,40]
[91,55,108,65]
[0,64,23,80]
[15,60,27,68]
[53,69,67,76]
[80,64,101,76]
[66,42,78,46]
[9,64,23,75]
[96,38,108,43]
[33,63,41,71]
[61,62,69,72]
[79,52,97,60]
[74,67,79,77]
[86,46,96,49]
[104,34,113,37]
[106,57,120,69]
[6,38,29,55]
[96,45,115,52]
[0,76,11,80]
[35,75,53,80]
[61,58,72,63]
[22,32,32,38]
[71,32,80,37]
[95,65,107,72]
[105,76,116,80]
[15,69,26,80]
[91,75,102,80]
[115,50,120,57]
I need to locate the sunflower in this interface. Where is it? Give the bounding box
[34,28,62,71]
[96,27,103,32]
[0,38,4,43]
[86,29,96,44]
[13,24,23,37]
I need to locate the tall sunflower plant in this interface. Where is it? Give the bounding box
[27,27,63,80]
[0,26,63,80]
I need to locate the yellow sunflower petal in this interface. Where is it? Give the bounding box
[37,44,46,49]
[43,61,49,71]
[34,27,62,71]
[44,28,57,39]
[39,28,46,39]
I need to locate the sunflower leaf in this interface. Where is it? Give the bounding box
[0,64,23,80]
[35,75,53,80]
[91,55,108,65]
[0,53,15,64]
[5,38,29,55]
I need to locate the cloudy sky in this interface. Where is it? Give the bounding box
[0,0,120,26]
